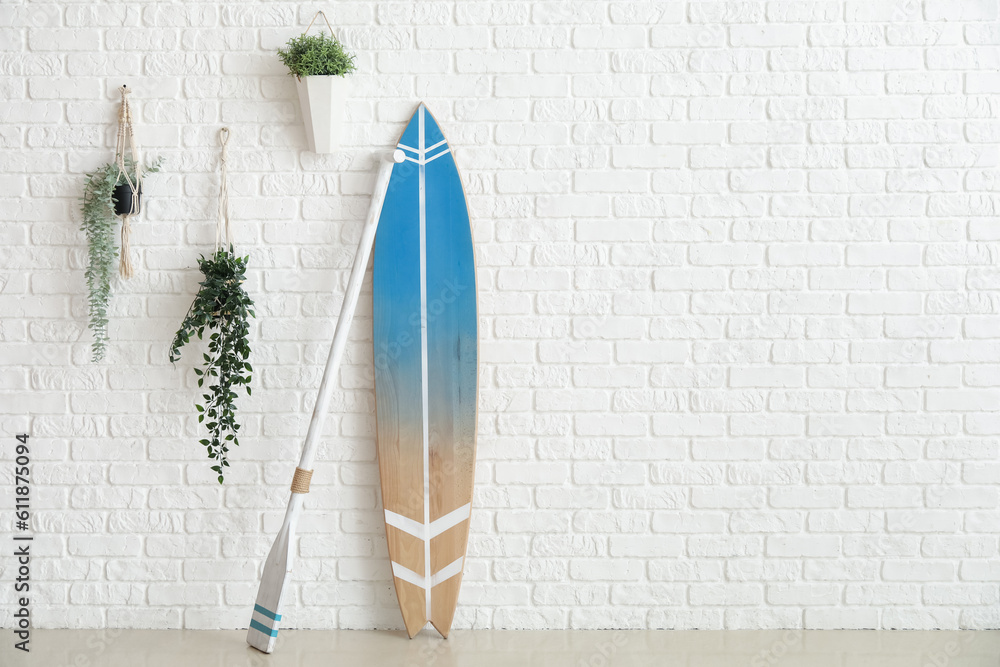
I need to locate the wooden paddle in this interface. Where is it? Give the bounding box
[247,149,404,654]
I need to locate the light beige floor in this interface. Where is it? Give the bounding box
[2,629,998,666]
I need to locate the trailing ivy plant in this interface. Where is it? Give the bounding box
[169,247,255,484]
[80,157,160,361]
[278,31,357,78]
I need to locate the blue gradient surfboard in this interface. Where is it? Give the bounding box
[372,104,478,638]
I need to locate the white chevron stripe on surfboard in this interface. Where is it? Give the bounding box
[391,556,464,590]
[398,134,451,165]
[424,148,451,164]
[384,502,472,540]
[398,139,446,154]
[398,151,451,165]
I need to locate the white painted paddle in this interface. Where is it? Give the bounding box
[247,149,404,654]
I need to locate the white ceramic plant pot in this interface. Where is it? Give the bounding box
[295,75,350,153]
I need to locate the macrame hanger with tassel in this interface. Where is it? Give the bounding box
[114,85,142,279]
[216,127,232,250]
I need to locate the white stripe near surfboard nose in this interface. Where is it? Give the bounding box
[398,151,450,166]
[424,148,451,164]
[397,138,450,165]
[398,139,445,155]
[418,104,432,621]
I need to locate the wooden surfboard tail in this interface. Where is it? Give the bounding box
[392,576,465,639]
[384,499,473,638]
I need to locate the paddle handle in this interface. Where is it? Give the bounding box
[296,150,404,474]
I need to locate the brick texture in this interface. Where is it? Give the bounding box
[0,0,999,632]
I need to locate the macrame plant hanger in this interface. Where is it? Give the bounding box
[217,127,233,250]
[305,9,336,36]
[114,85,142,279]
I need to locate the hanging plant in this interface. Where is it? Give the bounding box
[80,157,161,362]
[170,128,255,484]
[169,247,255,484]
[278,11,357,153]
[278,30,357,77]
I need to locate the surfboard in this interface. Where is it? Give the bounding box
[372,104,478,639]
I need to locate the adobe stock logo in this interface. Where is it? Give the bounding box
[577,632,628,667]
[374,278,469,372]
[922,633,977,667]
[749,630,802,667]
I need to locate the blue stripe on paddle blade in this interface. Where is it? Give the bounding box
[254,604,282,621]
[249,619,279,637]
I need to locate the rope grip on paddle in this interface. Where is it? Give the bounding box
[290,467,313,494]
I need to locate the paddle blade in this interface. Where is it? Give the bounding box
[247,523,293,653]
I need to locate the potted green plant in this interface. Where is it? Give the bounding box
[277,10,357,153]
[169,247,255,484]
[80,157,160,362]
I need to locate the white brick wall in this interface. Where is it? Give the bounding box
[0,0,998,632]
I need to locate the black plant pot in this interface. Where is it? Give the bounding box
[112,183,141,216]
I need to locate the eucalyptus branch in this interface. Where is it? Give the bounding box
[80,157,161,361]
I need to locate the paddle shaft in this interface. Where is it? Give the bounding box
[297,152,400,473]
[247,151,403,655]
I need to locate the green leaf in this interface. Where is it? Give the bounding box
[277,31,358,77]
[81,157,162,361]
[169,245,256,486]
